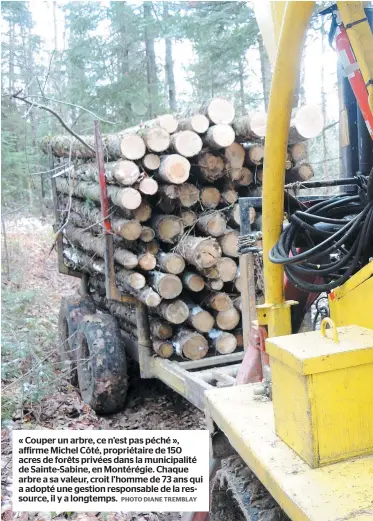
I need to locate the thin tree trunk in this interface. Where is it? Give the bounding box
[238,55,245,115]
[321,19,329,179]
[163,3,177,112]
[144,3,158,118]
[258,33,271,111]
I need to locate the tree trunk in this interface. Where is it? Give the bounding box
[232,113,267,140]
[163,3,177,113]
[258,33,272,111]
[173,328,209,360]
[148,271,182,299]
[144,2,158,118]
[74,160,141,186]
[238,55,245,115]
[176,236,221,269]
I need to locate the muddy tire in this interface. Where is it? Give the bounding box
[76,313,128,415]
[58,295,96,386]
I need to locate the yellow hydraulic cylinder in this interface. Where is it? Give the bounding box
[261,2,314,333]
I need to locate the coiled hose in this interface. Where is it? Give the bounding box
[269,172,373,292]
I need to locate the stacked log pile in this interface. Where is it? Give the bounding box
[46,97,322,361]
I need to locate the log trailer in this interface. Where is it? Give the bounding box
[52,2,373,520]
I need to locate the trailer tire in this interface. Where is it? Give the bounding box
[76,313,128,415]
[58,295,96,386]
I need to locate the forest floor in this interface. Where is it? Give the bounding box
[1,214,205,521]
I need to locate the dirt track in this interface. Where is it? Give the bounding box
[1,215,205,521]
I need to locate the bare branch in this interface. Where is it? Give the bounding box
[23,94,116,125]
[12,93,95,154]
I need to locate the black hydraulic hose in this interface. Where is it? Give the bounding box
[269,184,373,292]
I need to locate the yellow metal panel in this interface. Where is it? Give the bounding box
[314,364,373,465]
[262,2,314,310]
[266,325,373,375]
[205,385,373,521]
[267,325,373,467]
[337,1,373,113]
[329,262,373,328]
[270,358,316,466]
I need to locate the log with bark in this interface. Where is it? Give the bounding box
[142,153,161,171]
[200,97,235,125]
[173,328,209,360]
[200,187,221,209]
[193,150,226,183]
[215,307,241,330]
[185,299,215,333]
[170,130,203,158]
[244,143,265,166]
[209,329,237,354]
[157,252,185,275]
[158,299,189,324]
[288,142,308,162]
[218,229,239,258]
[148,271,182,299]
[123,114,178,135]
[56,177,142,211]
[286,161,314,183]
[176,236,222,269]
[75,160,141,186]
[196,212,227,238]
[205,292,233,312]
[64,225,138,269]
[153,340,173,358]
[288,105,324,145]
[178,114,209,134]
[225,142,245,170]
[182,271,205,292]
[152,214,184,244]
[180,209,197,228]
[204,124,235,149]
[149,318,173,340]
[156,154,190,184]
[232,112,267,140]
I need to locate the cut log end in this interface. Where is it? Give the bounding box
[150,319,173,340]
[207,292,233,312]
[160,300,189,324]
[189,309,215,333]
[115,219,142,241]
[205,124,235,149]
[138,252,157,271]
[200,187,221,209]
[158,252,185,275]
[217,257,237,282]
[159,154,191,184]
[210,330,237,354]
[143,153,161,171]
[119,188,142,210]
[174,329,209,360]
[190,114,209,133]
[145,127,171,153]
[139,177,158,195]
[132,201,152,222]
[171,131,203,158]
[216,307,240,330]
[157,114,179,134]
[178,183,200,207]
[140,226,156,242]
[182,272,205,292]
[180,209,197,227]
[120,134,146,160]
[205,97,235,125]
[114,160,140,185]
